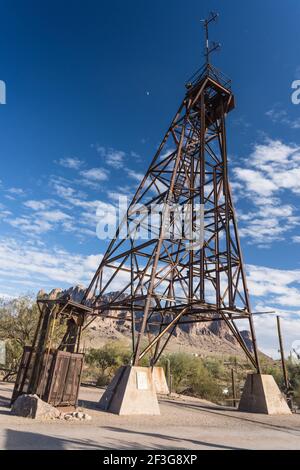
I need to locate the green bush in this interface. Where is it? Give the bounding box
[0,295,39,380]
[160,352,196,390]
[203,357,225,379]
[160,352,223,401]
[84,342,132,385]
[287,360,300,406]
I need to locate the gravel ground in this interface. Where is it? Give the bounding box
[0,381,300,450]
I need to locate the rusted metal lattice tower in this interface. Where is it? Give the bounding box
[82,14,261,373]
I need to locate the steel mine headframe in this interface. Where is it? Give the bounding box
[82,61,261,372]
[10,17,261,410]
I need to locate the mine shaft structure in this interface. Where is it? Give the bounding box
[82,14,261,373]
[83,72,261,370]
[12,14,261,407]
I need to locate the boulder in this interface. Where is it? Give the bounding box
[11,394,60,419]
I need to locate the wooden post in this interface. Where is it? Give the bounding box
[231,368,236,407]
[276,316,289,390]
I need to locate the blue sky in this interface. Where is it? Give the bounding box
[1,0,300,356]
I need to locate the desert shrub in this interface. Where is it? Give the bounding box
[189,363,223,401]
[203,357,225,379]
[160,352,196,390]
[160,352,223,401]
[84,342,132,385]
[287,360,300,406]
[0,295,39,380]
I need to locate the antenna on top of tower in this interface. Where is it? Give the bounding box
[201,12,221,68]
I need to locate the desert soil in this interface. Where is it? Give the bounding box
[0,381,300,450]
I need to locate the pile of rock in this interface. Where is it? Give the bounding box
[63,411,92,421]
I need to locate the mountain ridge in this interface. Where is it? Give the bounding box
[38,285,255,358]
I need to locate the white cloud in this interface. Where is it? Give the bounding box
[238,204,299,244]
[6,187,25,196]
[233,168,277,197]
[234,139,300,195]
[83,254,103,271]
[40,210,72,223]
[51,179,86,205]
[233,139,300,244]
[80,167,109,182]
[51,179,104,212]
[126,168,144,182]
[244,264,300,358]
[24,199,55,211]
[0,209,12,218]
[6,216,53,235]
[95,145,126,169]
[0,236,128,298]
[0,237,103,296]
[4,187,26,200]
[247,264,300,308]
[49,177,117,236]
[0,202,12,218]
[57,157,84,170]
[5,200,74,236]
[107,184,135,200]
[266,106,300,129]
[107,192,121,203]
[130,151,142,161]
[271,168,300,194]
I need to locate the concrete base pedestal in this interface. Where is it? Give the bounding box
[238,373,291,415]
[98,366,160,415]
[152,367,169,395]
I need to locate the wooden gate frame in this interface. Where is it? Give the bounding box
[11,347,84,407]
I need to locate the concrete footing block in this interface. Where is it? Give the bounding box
[98,366,160,415]
[152,367,169,395]
[238,373,291,415]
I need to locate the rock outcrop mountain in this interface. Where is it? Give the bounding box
[38,285,254,358]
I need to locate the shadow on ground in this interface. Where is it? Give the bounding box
[78,398,100,411]
[4,427,241,450]
[164,399,300,436]
[101,426,243,450]
[0,390,11,416]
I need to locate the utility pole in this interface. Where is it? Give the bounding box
[225,357,238,407]
[276,316,289,390]
[231,368,237,408]
[166,358,171,395]
[276,315,293,411]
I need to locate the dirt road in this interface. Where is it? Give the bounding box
[0,382,300,450]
